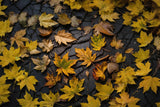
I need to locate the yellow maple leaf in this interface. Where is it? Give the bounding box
[55,30,76,45]
[94,82,114,101]
[58,13,71,25]
[152,0,160,7]
[17,91,39,107]
[138,76,160,93]
[59,77,84,101]
[63,0,81,10]
[39,12,58,28]
[0,47,21,67]
[0,0,7,16]
[132,48,150,63]
[0,41,6,54]
[0,20,13,37]
[81,0,93,12]
[137,31,153,47]
[110,37,124,49]
[154,36,160,50]
[17,72,38,91]
[115,53,126,63]
[101,12,119,22]
[31,55,51,72]
[156,102,160,107]
[40,91,60,107]
[122,12,132,25]
[75,47,96,67]
[126,0,144,16]
[53,52,77,76]
[91,34,106,51]
[0,76,10,105]
[10,29,29,47]
[81,95,101,107]
[131,17,147,32]
[143,11,156,21]
[135,61,151,76]
[115,67,136,92]
[109,92,140,107]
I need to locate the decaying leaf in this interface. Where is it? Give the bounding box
[91,34,106,51]
[11,29,29,47]
[59,77,84,101]
[71,16,81,27]
[39,12,58,28]
[8,12,18,25]
[38,28,52,36]
[83,26,92,35]
[54,4,63,13]
[58,13,71,25]
[107,62,119,74]
[137,31,153,47]
[94,82,114,101]
[154,36,160,50]
[92,61,107,81]
[44,72,61,88]
[53,53,77,76]
[55,30,76,45]
[75,47,96,67]
[31,55,51,72]
[0,20,13,37]
[28,15,38,27]
[38,39,54,53]
[18,12,27,25]
[110,37,124,49]
[138,76,160,93]
[93,21,114,36]
[81,95,101,107]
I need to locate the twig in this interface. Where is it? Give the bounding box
[94,55,109,63]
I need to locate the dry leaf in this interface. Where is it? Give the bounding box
[83,26,92,35]
[110,36,124,49]
[31,55,51,72]
[38,39,54,53]
[93,21,114,36]
[49,0,63,6]
[18,12,27,25]
[55,30,76,45]
[107,62,119,74]
[71,16,81,27]
[28,15,38,27]
[38,28,52,36]
[9,12,18,25]
[125,48,134,54]
[54,4,62,13]
[58,13,71,25]
[154,36,160,50]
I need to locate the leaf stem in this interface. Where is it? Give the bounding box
[94,55,109,63]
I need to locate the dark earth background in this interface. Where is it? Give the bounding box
[0,0,160,107]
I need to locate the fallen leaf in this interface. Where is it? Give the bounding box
[54,4,62,13]
[122,12,132,25]
[71,16,81,27]
[152,0,160,7]
[93,21,114,36]
[55,30,76,45]
[110,37,124,49]
[81,95,101,107]
[94,82,114,101]
[0,0,7,16]
[83,26,92,35]
[38,28,52,36]
[11,29,29,47]
[125,48,134,54]
[75,47,96,67]
[59,77,84,101]
[28,15,38,27]
[107,62,119,74]
[39,12,58,28]
[38,39,54,53]
[18,12,27,25]
[115,52,126,63]
[31,55,51,72]
[49,0,63,6]
[58,13,71,25]
[0,41,6,54]
[0,20,13,37]
[8,12,18,25]
[138,76,160,93]
[53,53,77,76]
[154,36,160,50]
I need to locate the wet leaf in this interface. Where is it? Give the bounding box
[58,13,71,25]
[0,20,13,37]
[38,28,52,36]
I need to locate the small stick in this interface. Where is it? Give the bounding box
[94,55,109,63]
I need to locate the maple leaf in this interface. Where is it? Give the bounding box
[28,15,38,27]
[137,31,153,47]
[0,0,7,16]
[138,76,160,93]
[132,48,150,63]
[143,11,156,21]
[0,47,21,67]
[55,30,76,45]
[0,20,13,37]
[122,12,132,25]
[93,21,114,36]
[110,37,124,49]
[94,82,114,101]
[101,12,119,22]
[92,61,107,81]
[17,91,39,107]
[25,40,40,55]
[115,67,136,92]
[3,63,25,80]
[59,77,84,101]
[57,13,71,25]
[11,29,29,47]
[63,0,81,10]
[0,76,10,105]
[126,0,144,16]
[81,95,101,107]
[91,34,106,51]
[131,17,147,32]
[38,39,54,53]
[71,16,81,27]
[39,12,58,28]
[81,0,93,12]
[40,91,60,107]
[115,53,126,63]
[49,0,63,6]
[17,72,38,91]
[75,47,96,67]
[53,52,77,76]
[0,41,6,53]
[135,61,151,76]
[44,72,61,88]
[31,55,51,72]
[154,36,160,50]
[152,0,160,7]
[109,92,140,107]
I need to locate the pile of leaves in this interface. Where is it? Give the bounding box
[0,0,160,106]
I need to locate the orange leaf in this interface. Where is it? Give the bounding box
[38,28,52,36]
